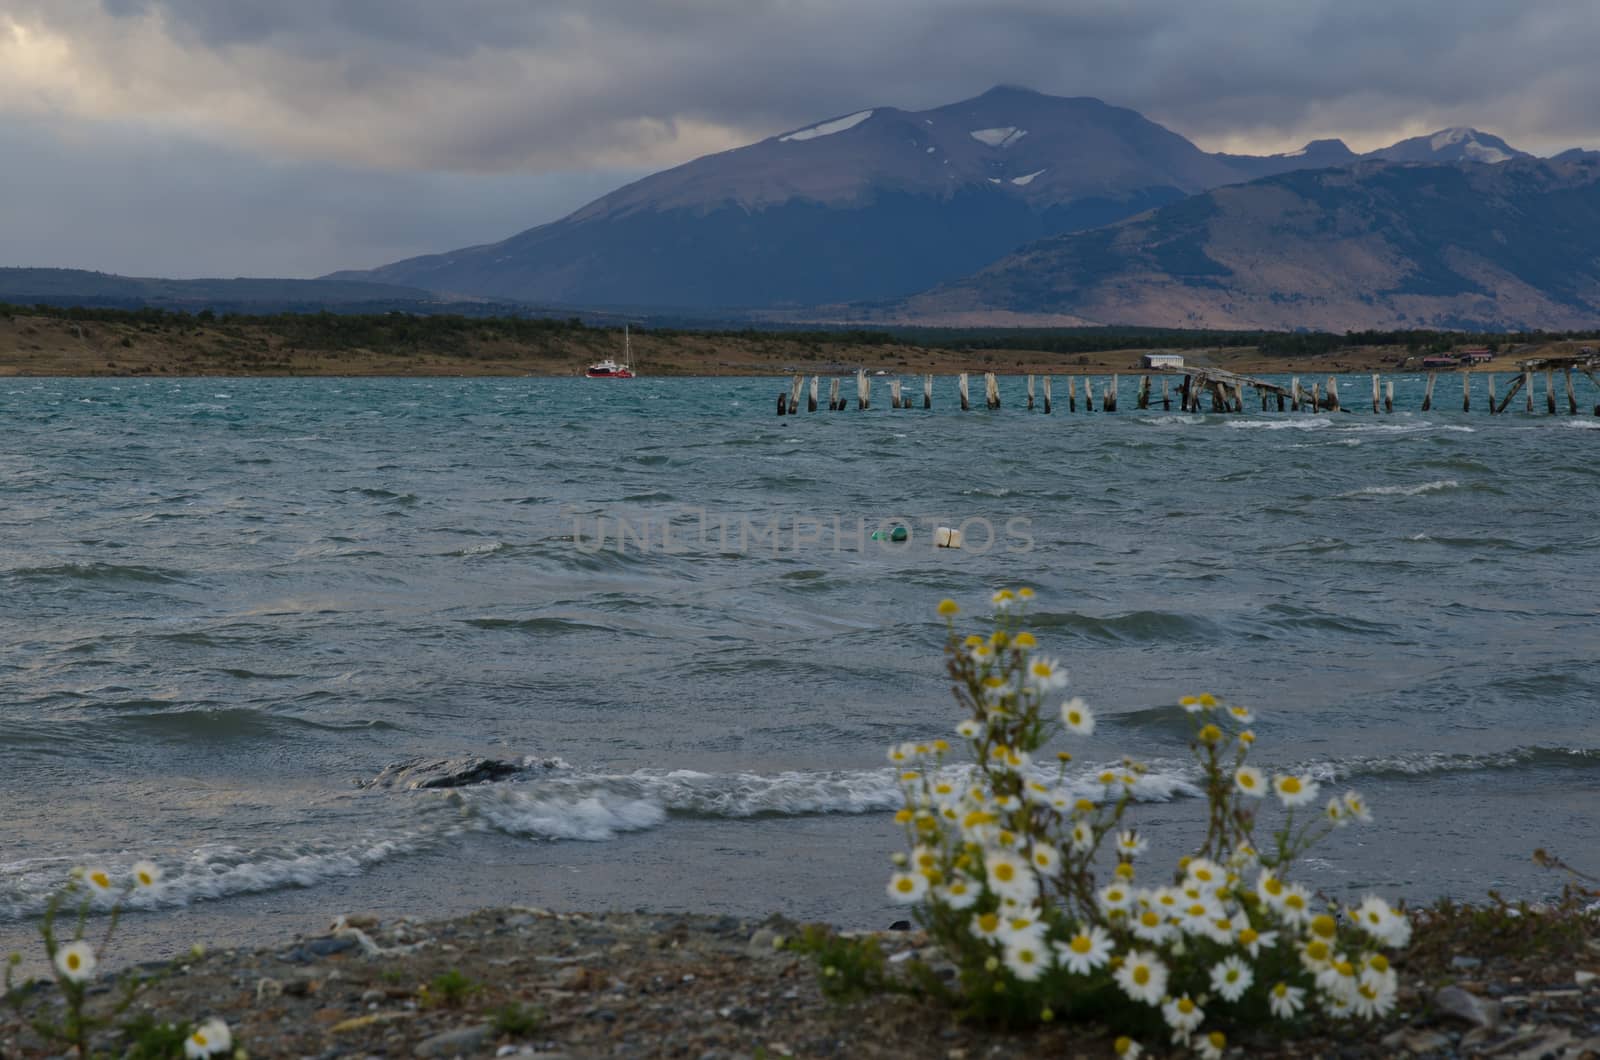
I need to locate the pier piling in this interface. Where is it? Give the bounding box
[1422,372,1436,412]
[857,369,869,411]
[1027,375,1035,411]
[924,374,933,410]
[1043,376,1053,414]
[808,375,819,413]
[959,372,970,412]
[984,372,1001,410]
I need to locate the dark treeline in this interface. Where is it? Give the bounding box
[5,301,1599,356]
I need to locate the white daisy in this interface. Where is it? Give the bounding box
[1210,954,1254,1002]
[81,868,115,897]
[132,861,162,889]
[1002,936,1050,981]
[1342,790,1373,824]
[1113,949,1168,1006]
[1069,820,1094,854]
[1054,924,1113,975]
[1278,882,1314,927]
[969,910,1006,943]
[1273,773,1320,808]
[1197,1030,1227,1060]
[1161,993,1205,1038]
[184,1018,231,1059]
[1060,697,1095,735]
[955,718,984,741]
[1325,797,1348,826]
[983,850,1037,903]
[1025,656,1069,692]
[1185,858,1224,888]
[886,871,927,905]
[1116,830,1148,858]
[1268,981,1305,1019]
[1096,882,1134,917]
[1352,895,1411,947]
[933,875,976,910]
[1233,765,1266,797]
[53,940,96,983]
[1130,906,1176,945]
[1027,842,1060,875]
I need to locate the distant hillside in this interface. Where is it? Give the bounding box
[336,87,1533,311]
[887,155,1600,332]
[0,267,440,314]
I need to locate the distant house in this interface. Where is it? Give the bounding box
[1457,347,1493,364]
[1142,353,1185,369]
[1580,346,1596,356]
[1421,355,1460,368]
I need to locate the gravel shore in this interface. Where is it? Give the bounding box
[4,904,1597,1058]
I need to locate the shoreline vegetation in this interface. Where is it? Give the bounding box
[3,305,1598,379]
[2,900,1596,1057]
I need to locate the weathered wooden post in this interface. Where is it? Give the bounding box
[1084,378,1096,412]
[857,368,870,411]
[787,374,803,415]
[828,377,841,411]
[923,374,932,410]
[1162,377,1171,410]
[1372,374,1381,414]
[1043,376,1053,414]
[1421,372,1437,412]
[984,372,1000,410]
[1291,376,1303,411]
[1068,376,1078,412]
[1326,376,1341,413]
[1385,381,1394,413]
[1137,375,1151,410]
[1276,390,1285,412]
[1487,373,1497,414]
[1462,371,1470,413]
[1524,370,1534,413]
[776,391,787,416]
[1565,367,1579,415]
[959,372,970,411]
[1106,374,1119,412]
[1027,374,1035,411]
[808,375,819,413]
[1310,382,1321,413]
[1546,369,1557,414]
[889,379,903,409]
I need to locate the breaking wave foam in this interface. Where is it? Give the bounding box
[1339,479,1459,498]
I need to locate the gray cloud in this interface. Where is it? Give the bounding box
[0,116,642,277]
[2,0,1598,276]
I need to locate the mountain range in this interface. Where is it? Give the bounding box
[330,86,1577,329]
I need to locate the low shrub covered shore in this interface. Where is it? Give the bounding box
[2,901,1596,1058]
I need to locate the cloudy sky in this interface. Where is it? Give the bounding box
[5,0,1599,278]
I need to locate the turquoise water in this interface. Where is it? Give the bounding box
[2,374,1598,955]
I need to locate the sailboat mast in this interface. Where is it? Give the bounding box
[624,324,631,371]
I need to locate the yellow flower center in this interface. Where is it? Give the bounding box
[937,599,960,616]
[977,913,1000,933]
[1198,724,1222,744]
[1071,935,1092,954]
[66,953,81,970]
[1281,777,1302,794]
[1369,954,1390,973]
[1306,940,1329,961]
[894,877,915,894]
[1264,877,1284,896]
[1133,966,1150,985]
[1178,997,1195,1014]
[90,871,110,889]
[1238,928,1259,945]
[993,863,1014,882]
[1140,911,1160,928]
[1311,914,1337,939]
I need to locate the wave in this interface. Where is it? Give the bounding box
[1338,479,1459,498]
[1029,609,1221,644]
[8,562,188,585]
[456,763,1200,842]
[1225,418,1333,431]
[1306,746,1600,783]
[0,832,429,922]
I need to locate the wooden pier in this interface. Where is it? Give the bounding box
[778,356,1600,418]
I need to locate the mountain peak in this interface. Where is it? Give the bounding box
[1367,127,1528,165]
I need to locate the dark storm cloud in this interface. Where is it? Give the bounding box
[28,0,1591,160]
[3,1,1598,275]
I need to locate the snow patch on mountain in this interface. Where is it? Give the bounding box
[970,126,1028,148]
[1465,142,1511,163]
[1011,169,1047,186]
[1430,127,1473,150]
[779,110,873,143]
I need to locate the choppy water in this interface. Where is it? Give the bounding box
[2,375,1598,957]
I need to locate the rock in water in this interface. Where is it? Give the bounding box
[362,756,525,790]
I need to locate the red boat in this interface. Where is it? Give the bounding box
[586,326,636,378]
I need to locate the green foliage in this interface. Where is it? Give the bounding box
[422,968,482,1009]
[786,925,905,1002]
[856,592,1413,1052]
[490,1000,546,1037]
[120,1012,195,1059]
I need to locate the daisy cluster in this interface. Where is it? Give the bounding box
[880,593,1410,1055]
[4,862,235,1058]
